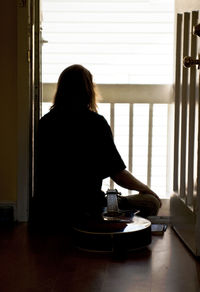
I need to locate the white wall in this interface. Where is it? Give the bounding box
[0,1,17,202]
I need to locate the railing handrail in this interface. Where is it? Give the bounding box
[42,83,174,104]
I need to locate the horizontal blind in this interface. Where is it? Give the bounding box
[42,0,174,84]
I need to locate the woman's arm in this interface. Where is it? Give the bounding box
[111,169,162,207]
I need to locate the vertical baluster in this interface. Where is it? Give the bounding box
[187,11,199,207]
[128,103,133,173]
[147,104,153,187]
[128,103,133,194]
[173,13,183,192]
[110,103,115,189]
[180,12,190,199]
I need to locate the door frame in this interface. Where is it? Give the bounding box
[17,0,41,221]
[17,0,31,221]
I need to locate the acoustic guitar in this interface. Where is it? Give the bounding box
[72,189,152,253]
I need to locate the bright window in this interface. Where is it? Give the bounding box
[41,0,174,198]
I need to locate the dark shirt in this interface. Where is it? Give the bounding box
[33,108,126,223]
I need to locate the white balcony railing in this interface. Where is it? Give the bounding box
[42,83,174,198]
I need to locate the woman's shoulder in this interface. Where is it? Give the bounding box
[39,109,60,123]
[84,111,112,135]
[86,110,107,124]
[39,108,109,129]
[38,111,60,133]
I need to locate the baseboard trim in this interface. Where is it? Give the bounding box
[0,202,16,223]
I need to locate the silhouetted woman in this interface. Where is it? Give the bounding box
[31,64,161,229]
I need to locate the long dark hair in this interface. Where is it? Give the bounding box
[51,64,98,112]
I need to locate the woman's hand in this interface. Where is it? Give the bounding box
[111,169,162,208]
[140,189,162,208]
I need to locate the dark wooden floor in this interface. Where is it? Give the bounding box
[0,222,200,292]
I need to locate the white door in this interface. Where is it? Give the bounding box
[171,11,200,256]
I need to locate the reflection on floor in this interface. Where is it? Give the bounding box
[0,222,200,292]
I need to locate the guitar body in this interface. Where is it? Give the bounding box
[72,216,152,253]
